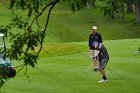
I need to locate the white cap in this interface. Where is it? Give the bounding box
[0,33,4,37]
[92,26,97,29]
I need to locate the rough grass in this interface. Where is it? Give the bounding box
[44,2,140,42]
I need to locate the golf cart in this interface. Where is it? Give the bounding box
[0,33,16,78]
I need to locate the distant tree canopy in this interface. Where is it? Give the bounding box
[101,0,140,22]
[65,0,140,22]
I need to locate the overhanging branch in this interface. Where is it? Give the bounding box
[36,0,59,57]
[31,0,59,27]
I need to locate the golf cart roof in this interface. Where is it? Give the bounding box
[0,33,4,37]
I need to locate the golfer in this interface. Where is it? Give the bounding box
[88,26,102,71]
[92,41,109,83]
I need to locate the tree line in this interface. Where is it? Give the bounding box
[65,0,140,22]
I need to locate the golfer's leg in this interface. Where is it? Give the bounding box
[100,69,105,76]
[100,69,107,80]
[99,58,109,80]
[90,50,99,71]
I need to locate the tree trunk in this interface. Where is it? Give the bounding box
[127,2,134,13]
[135,0,140,22]
[92,0,96,7]
[86,0,96,8]
[120,3,124,21]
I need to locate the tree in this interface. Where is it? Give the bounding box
[101,0,140,22]
[126,0,134,13]
[101,0,121,19]
[0,0,59,87]
[62,0,87,12]
[0,0,92,87]
[86,0,96,8]
[135,0,140,22]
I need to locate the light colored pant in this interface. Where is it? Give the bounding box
[89,50,99,69]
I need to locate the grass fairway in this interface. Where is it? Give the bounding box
[1,39,140,93]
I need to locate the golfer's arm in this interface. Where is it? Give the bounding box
[95,50,100,57]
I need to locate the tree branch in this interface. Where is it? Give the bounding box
[30,1,57,27]
[36,0,59,57]
[1,0,16,16]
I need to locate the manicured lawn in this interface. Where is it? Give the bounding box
[2,39,140,93]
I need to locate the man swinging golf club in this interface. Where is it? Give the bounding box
[92,41,109,83]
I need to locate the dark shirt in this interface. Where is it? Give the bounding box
[89,32,102,50]
[97,43,109,61]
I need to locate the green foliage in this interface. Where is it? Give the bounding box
[61,0,87,12]
[100,0,140,21]
[0,15,40,68]
[101,0,125,19]
[10,0,46,18]
[8,32,42,67]
[4,0,59,68]
[0,0,92,87]
[0,0,59,87]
